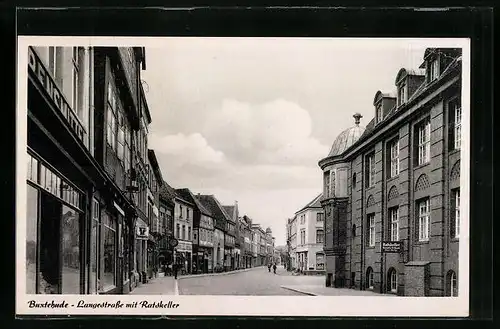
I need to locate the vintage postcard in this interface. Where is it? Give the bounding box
[16,36,470,317]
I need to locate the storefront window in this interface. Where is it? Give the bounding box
[26,184,38,294]
[102,212,116,291]
[89,199,99,294]
[39,193,61,294]
[61,205,81,293]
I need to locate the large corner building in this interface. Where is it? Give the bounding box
[318,48,462,297]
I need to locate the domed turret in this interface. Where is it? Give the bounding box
[265,227,272,234]
[327,113,366,157]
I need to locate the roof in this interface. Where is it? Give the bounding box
[222,206,235,220]
[176,188,212,216]
[147,149,163,184]
[395,67,425,84]
[327,125,366,157]
[341,52,461,157]
[295,193,323,214]
[159,180,176,202]
[196,195,232,222]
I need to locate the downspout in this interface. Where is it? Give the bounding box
[380,143,386,294]
[360,156,365,290]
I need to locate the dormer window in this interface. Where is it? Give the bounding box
[398,83,406,106]
[376,104,383,124]
[428,58,440,82]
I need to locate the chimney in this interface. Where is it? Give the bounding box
[353,113,362,126]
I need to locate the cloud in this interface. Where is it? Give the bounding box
[202,99,330,166]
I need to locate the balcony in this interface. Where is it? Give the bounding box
[28,47,87,145]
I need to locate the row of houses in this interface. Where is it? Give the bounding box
[157,187,279,275]
[24,46,277,295]
[286,47,462,296]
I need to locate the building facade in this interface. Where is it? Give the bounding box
[25,46,155,295]
[158,181,175,273]
[223,203,240,270]
[286,216,298,270]
[173,189,194,274]
[176,189,215,274]
[146,149,163,279]
[240,215,254,268]
[294,194,325,273]
[318,48,462,296]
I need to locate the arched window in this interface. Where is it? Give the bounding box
[366,267,374,289]
[387,268,398,293]
[446,270,458,297]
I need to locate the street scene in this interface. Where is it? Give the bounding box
[22,38,463,297]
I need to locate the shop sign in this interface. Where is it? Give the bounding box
[136,225,149,240]
[381,241,402,253]
[169,237,179,248]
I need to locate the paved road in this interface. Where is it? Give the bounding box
[178,266,323,296]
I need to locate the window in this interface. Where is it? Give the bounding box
[388,268,398,293]
[366,153,375,187]
[418,198,430,241]
[352,173,357,189]
[26,184,38,294]
[179,205,183,218]
[352,224,356,237]
[418,119,431,165]
[102,212,116,291]
[366,267,374,289]
[447,271,458,297]
[117,112,125,161]
[182,225,186,240]
[389,207,399,241]
[61,205,81,294]
[376,104,383,123]
[316,213,324,222]
[390,139,400,177]
[452,99,462,150]
[188,227,191,240]
[316,253,325,270]
[324,171,330,198]
[48,47,57,76]
[176,223,180,239]
[316,230,324,244]
[71,47,83,117]
[398,84,406,106]
[187,208,190,219]
[452,189,460,238]
[368,214,375,247]
[89,199,99,294]
[300,229,306,245]
[106,81,117,151]
[429,59,439,82]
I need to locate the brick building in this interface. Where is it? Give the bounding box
[318,48,462,296]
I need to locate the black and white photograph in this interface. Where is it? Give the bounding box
[16,35,470,317]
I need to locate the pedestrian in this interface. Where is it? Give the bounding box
[268,263,271,272]
[173,263,178,280]
[273,263,277,274]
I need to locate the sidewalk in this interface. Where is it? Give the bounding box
[178,266,265,280]
[281,285,397,296]
[129,275,178,295]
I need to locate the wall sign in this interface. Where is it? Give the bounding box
[381,241,402,253]
[136,225,149,240]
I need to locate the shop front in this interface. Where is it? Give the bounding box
[135,219,149,284]
[175,241,192,275]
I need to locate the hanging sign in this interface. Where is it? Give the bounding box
[136,225,149,240]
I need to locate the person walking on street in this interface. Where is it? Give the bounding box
[173,263,178,279]
[273,263,277,274]
[268,263,271,272]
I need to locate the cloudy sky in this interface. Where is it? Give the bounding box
[141,38,428,245]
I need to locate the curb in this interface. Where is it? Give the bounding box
[178,266,266,280]
[280,286,317,296]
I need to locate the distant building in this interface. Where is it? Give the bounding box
[294,194,325,273]
[173,189,194,274]
[319,48,462,296]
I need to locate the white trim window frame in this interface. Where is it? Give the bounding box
[430,58,440,81]
[376,104,383,124]
[71,47,81,117]
[398,84,406,106]
[390,139,400,177]
[450,271,458,297]
[390,270,397,293]
[418,199,430,241]
[324,171,330,198]
[454,102,462,150]
[418,119,431,165]
[390,207,399,241]
[368,214,376,247]
[367,154,375,187]
[454,189,460,238]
